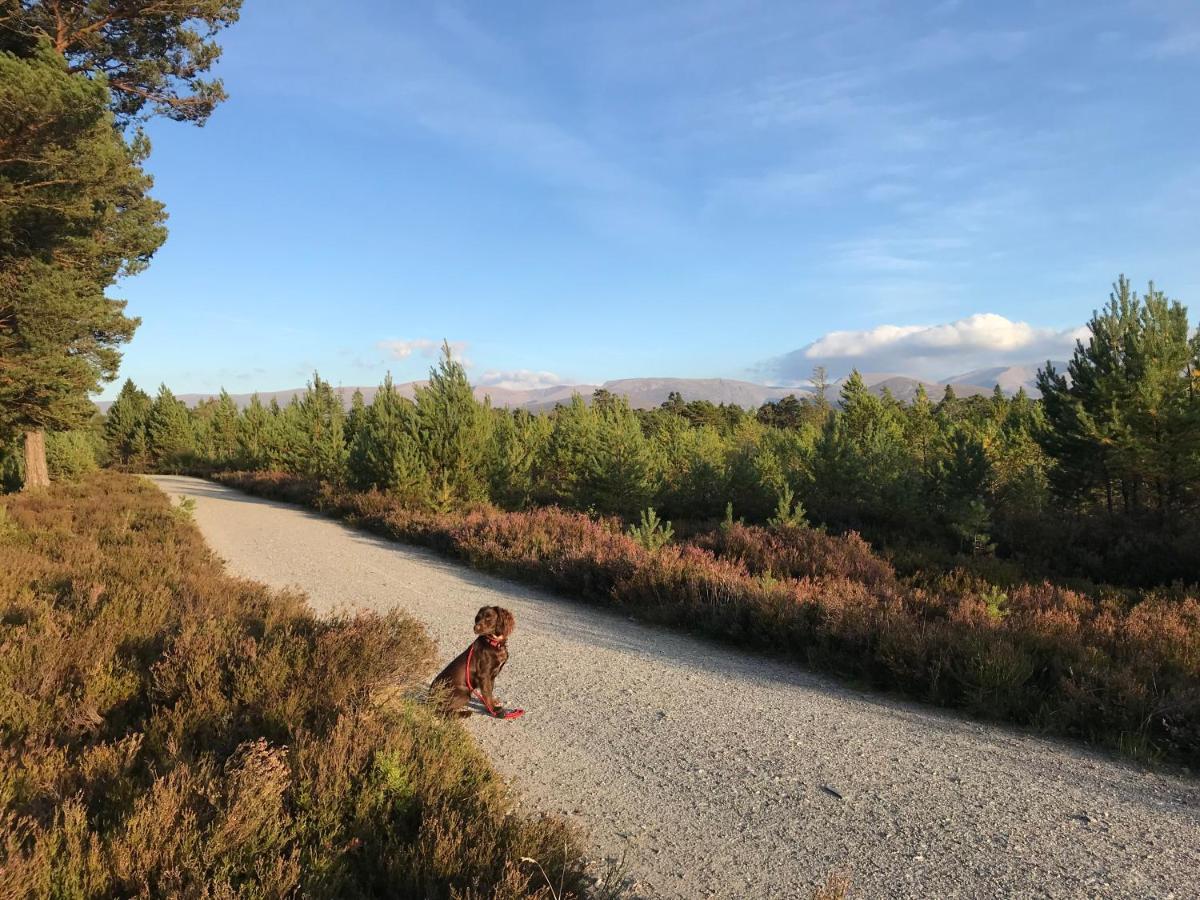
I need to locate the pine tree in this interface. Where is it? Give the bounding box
[346,388,367,449]
[0,43,166,487]
[208,389,240,466]
[904,383,939,482]
[537,395,597,507]
[583,396,659,516]
[349,375,427,502]
[287,373,348,484]
[811,370,913,526]
[726,420,785,522]
[489,408,551,510]
[103,379,152,468]
[1,3,241,486]
[936,427,993,552]
[414,343,491,506]
[147,385,195,466]
[1037,276,1200,523]
[237,395,271,470]
[4,0,243,126]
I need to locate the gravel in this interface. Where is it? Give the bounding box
[152,476,1200,900]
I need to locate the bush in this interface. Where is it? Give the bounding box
[215,471,1200,765]
[0,473,588,898]
[0,439,23,492]
[44,429,102,480]
[627,508,674,552]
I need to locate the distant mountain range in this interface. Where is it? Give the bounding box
[839,363,1062,403]
[96,364,1066,413]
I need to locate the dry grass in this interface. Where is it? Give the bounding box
[217,471,1200,766]
[0,473,589,898]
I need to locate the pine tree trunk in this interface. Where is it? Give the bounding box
[22,429,50,490]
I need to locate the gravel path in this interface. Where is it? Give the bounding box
[152,476,1200,899]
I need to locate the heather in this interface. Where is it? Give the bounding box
[6,280,1199,767]
[50,279,1199,590]
[0,473,589,898]
[218,470,1200,766]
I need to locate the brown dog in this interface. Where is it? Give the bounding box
[430,606,517,718]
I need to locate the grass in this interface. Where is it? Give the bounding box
[0,473,593,898]
[215,471,1200,767]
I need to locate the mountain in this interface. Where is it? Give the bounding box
[596,378,804,409]
[861,376,992,403]
[944,362,1068,398]
[96,378,805,414]
[95,366,1058,415]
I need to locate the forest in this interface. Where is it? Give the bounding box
[10,276,1197,590]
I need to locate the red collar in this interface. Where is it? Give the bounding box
[483,635,506,648]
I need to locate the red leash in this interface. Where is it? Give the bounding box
[465,638,524,719]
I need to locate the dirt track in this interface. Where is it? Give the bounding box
[152,475,1200,899]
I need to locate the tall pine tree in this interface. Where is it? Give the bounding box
[414,343,491,507]
[0,43,165,486]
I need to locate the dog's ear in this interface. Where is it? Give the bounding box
[495,607,515,637]
[473,606,497,634]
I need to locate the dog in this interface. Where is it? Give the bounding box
[431,605,517,718]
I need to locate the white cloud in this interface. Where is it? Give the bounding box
[377,339,471,366]
[762,313,1087,381]
[477,369,570,391]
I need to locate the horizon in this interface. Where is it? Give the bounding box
[99,361,1072,414]
[102,0,1199,399]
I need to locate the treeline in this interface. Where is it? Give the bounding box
[87,280,1200,588]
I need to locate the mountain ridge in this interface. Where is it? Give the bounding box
[96,364,1065,413]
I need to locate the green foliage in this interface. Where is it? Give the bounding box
[97,275,1200,587]
[656,420,729,520]
[236,394,274,470]
[3,0,244,125]
[44,429,101,480]
[103,379,152,468]
[767,483,808,529]
[1,1,239,485]
[583,396,659,517]
[414,344,491,507]
[810,370,916,528]
[537,395,597,508]
[626,507,674,552]
[721,501,738,532]
[285,373,348,485]
[0,43,166,443]
[489,409,551,509]
[349,374,427,503]
[147,384,195,467]
[1038,276,1200,524]
[192,389,239,466]
[0,438,23,492]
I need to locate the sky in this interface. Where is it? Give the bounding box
[104,0,1200,398]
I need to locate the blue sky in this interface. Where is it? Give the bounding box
[105,0,1200,397]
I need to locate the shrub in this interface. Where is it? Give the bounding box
[213,471,1200,765]
[627,508,674,552]
[0,473,588,897]
[767,484,808,529]
[697,521,897,590]
[45,429,102,480]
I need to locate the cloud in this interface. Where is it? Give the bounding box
[761,313,1087,382]
[477,369,571,391]
[377,339,471,366]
